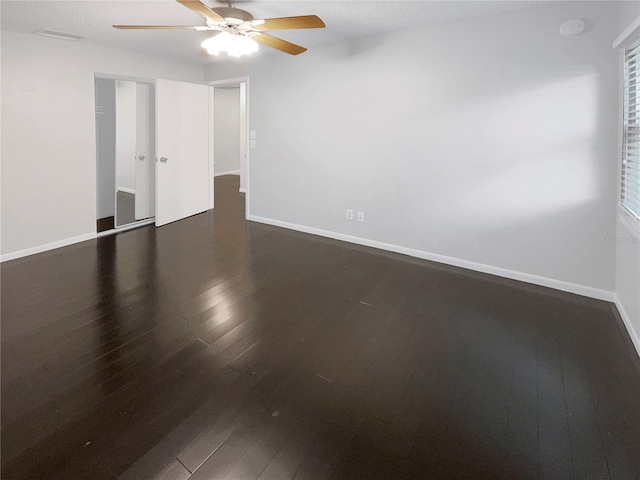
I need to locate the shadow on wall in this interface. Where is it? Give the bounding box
[400,70,603,225]
[247,2,618,290]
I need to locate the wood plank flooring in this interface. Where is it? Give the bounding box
[2,174,639,480]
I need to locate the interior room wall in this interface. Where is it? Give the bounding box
[247,1,619,296]
[615,1,640,353]
[204,59,249,83]
[0,30,203,257]
[95,78,116,220]
[115,80,136,193]
[214,87,241,176]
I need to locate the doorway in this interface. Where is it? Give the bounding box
[211,78,249,209]
[96,76,214,233]
[95,76,156,233]
[213,85,241,178]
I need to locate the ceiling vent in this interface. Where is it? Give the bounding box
[33,29,85,41]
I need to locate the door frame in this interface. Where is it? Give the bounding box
[208,77,250,220]
[94,73,157,234]
[96,74,218,232]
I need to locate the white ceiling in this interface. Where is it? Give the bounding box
[1,1,538,64]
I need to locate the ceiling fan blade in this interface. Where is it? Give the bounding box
[252,33,307,55]
[252,15,325,31]
[113,25,205,30]
[176,0,225,23]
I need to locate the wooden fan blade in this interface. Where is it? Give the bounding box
[252,15,325,31]
[252,33,307,55]
[114,25,204,30]
[176,0,225,23]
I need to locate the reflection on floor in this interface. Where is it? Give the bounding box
[117,190,136,227]
[1,175,640,479]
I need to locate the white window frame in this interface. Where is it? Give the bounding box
[615,17,640,231]
[622,37,640,222]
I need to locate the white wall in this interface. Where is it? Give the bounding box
[214,87,241,175]
[1,30,203,256]
[248,1,619,296]
[204,59,249,83]
[615,2,640,354]
[115,80,136,193]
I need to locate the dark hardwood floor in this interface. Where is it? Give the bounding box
[2,174,639,480]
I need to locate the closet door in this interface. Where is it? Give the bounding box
[155,79,210,227]
[135,83,154,220]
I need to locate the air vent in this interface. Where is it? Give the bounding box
[33,29,85,41]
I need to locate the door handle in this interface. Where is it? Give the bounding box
[160,157,168,163]
[138,155,146,161]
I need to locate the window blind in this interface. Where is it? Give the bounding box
[623,37,640,220]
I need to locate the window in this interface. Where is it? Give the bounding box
[622,37,640,220]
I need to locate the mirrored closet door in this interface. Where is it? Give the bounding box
[95,77,156,233]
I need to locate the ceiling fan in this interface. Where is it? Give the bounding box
[113,0,325,56]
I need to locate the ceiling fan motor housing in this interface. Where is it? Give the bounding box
[212,7,254,23]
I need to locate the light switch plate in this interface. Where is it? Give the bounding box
[250,140,256,149]
[250,130,256,139]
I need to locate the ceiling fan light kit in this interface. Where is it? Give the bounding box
[113,0,325,57]
[202,32,258,57]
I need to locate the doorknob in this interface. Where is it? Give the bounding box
[138,155,146,161]
[160,157,168,163]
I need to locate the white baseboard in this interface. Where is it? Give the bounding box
[613,295,640,358]
[117,187,136,195]
[239,188,246,193]
[247,215,615,302]
[215,170,240,177]
[1,232,97,263]
[3,214,634,359]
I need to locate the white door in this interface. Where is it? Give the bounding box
[156,79,210,227]
[135,83,153,220]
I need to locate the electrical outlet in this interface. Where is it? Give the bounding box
[357,211,365,223]
[250,130,256,139]
[250,140,256,149]
[346,209,354,220]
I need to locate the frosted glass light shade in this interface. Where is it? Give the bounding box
[201,32,259,57]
